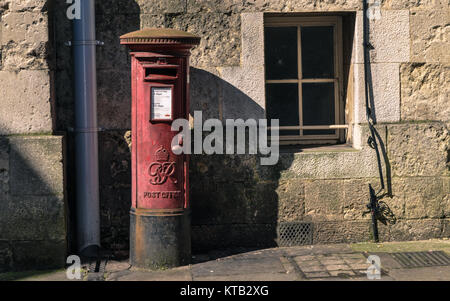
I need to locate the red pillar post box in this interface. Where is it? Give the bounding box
[120,28,200,269]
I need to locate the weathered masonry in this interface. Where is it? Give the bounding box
[0,0,449,270]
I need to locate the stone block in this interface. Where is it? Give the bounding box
[187,0,245,13]
[53,8,72,72]
[9,136,64,196]
[1,195,66,241]
[205,12,265,119]
[342,178,382,220]
[441,177,450,217]
[245,182,279,223]
[96,13,140,71]
[136,0,186,14]
[278,148,380,179]
[352,124,387,151]
[11,240,66,271]
[400,63,450,121]
[98,131,131,251]
[1,40,49,70]
[190,155,255,225]
[140,14,165,29]
[53,68,73,130]
[313,220,375,244]
[1,11,48,45]
[387,123,449,177]
[94,0,141,15]
[0,70,52,135]
[410,9,450,64]
[0,138,9,196]
[354,62,401,123]
[376,192,405,221]
[97,69,132,129]
[382,0,449,10]
[0,240,12,272]
[189,154,282,225]
[165,13,241,67]
[391,177,445,219]
[219,65,265,119]
[304,180,344,221]
[388,219,443,241]
[276,179,305,222]
[442,219,450,237]
[190,67,222,120]
[98,131,131,188]
[7,0,47,12]
[191,223,277,251]
[1,10,49,70]
[241,12,264,67]
[100,185,130,252]
[353,10,410,64]
[240,0,361,12]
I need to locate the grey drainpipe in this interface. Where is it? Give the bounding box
[72,0,100,256]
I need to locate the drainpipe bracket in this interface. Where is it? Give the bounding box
[65,40,105,47]
[68,127,103,133]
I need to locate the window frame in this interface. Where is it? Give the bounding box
[264,16,346,145]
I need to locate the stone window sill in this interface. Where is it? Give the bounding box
[280,143,358,154]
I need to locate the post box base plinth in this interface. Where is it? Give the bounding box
[130,208,191,269]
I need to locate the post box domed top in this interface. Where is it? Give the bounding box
[120,28,200,46]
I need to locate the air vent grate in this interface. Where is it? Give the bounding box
[277,222,312,247]
[390,251,450,268]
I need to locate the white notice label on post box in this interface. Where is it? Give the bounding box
[151,87,172,120]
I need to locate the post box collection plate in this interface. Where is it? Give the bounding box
[150,86,173,121]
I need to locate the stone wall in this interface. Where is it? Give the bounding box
[50,0,449,254]
[0,0,66,271]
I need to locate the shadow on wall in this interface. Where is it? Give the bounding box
[188,68,295,253]
[0,0,67,272]
[190,68,266,120]
[0,136,66,272]
[362,12,393,202]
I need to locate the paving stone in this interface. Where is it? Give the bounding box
[105,260,131,273]
[350,264,371,271]
[191,256,285,277]
[304,271,330,278]
[295,260,322,267]
[284,244,354,257]
[293,255,315,262]
[20,271,74,282]
[194,272,298,281]
[321,259,347,266]
[328,270,356,277]
[299,265,325,273]
[115,268,192,281]
[340,253,367,260]
[324,264,351,271]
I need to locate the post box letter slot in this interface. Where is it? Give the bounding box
[145,67,178,80]
[150,86,173,121]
